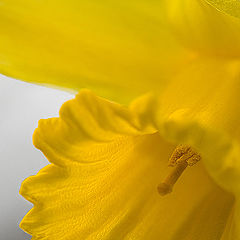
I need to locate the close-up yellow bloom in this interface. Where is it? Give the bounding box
[1,0,240,239]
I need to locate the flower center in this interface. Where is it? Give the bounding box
[158,145,201,196]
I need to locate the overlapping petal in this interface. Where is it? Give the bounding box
[1,0,240,103]
[167,0,240,57]
[0,0,187,103]
[20,89,240,239]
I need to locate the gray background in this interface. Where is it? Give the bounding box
[0,75,73,239]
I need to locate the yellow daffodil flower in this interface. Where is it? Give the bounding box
[20,86,240,239]
[1,0,240,239]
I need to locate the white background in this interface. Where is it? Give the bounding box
[0,75,73,239]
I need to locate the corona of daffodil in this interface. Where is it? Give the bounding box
[1,0,240,239]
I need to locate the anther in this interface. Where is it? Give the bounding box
[158,145,201,196]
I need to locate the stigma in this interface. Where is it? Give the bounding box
[158,145,201,196]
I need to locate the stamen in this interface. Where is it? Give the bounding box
[158,145,201,196]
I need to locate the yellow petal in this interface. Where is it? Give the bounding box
[20,90,238,239]
[1,0,240,102]
[167,0,240,57]
[0,0,186,103]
